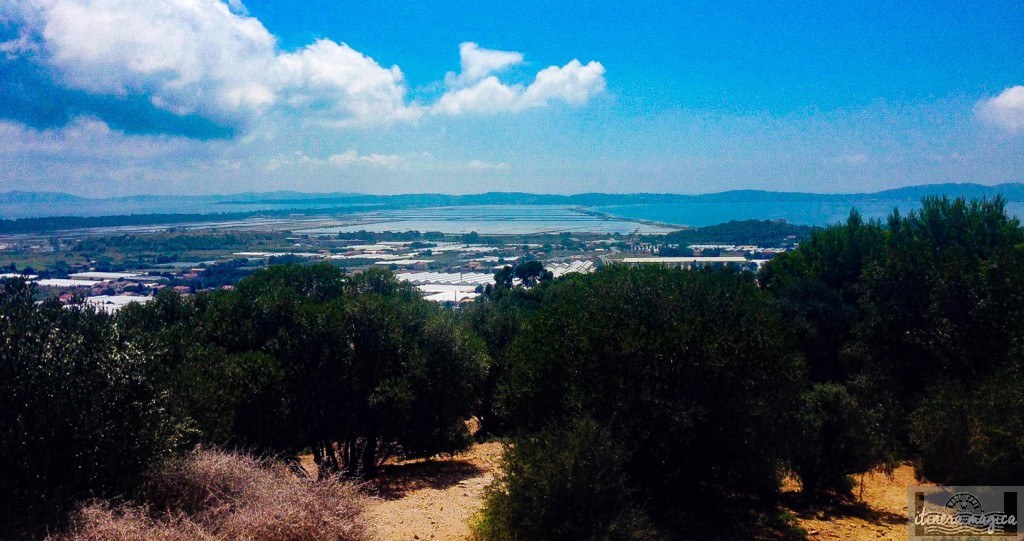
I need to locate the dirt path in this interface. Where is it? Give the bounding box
[783,465,927,541]
[363,442,924,541]
[364,442,503,541]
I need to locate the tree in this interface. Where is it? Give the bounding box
[850,197,1024,479]
[759,211,898,494]
[763,197,1024,488]
[198,265,487,477]
[0,279,179,536]
[759,209,885,383]
[460,279,550,436]
[853,196,1024,401]
[493,265,514,289]
[493,266,805,534]
[512,260,552,287]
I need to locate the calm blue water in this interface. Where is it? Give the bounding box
[5,196,1024,232]
[596,201,1024,227]
[294,206,678,235]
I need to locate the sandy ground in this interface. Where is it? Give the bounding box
[363,442,504,541]
[357,442,926,541]
[782,465,927,541]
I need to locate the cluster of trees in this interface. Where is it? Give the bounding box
[73,232,281,256]
[761,197,1024,487]
[0,266,486,538]
[2,195,1022,540]
[465,196,1024,539]
[653,218,812,247]
[340,229,447,242]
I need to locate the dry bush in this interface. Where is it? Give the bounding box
[53,450,371,541]
[54,505,210,541]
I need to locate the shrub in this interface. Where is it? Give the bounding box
[791,382,897,495]
[53,449,371,541]
[912,363,1024,485]
[474,419,657,541]
[0,279,180,536]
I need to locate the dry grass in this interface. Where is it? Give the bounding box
[52,450,372,541]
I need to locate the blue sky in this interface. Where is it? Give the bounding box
[0,0,1022,196]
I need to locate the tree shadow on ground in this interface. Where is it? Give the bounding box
[780,490,906,528]
[369,459,486,501]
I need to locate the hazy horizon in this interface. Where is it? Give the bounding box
[4,180,1024,200]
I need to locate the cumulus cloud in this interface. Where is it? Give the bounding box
[445,42,524,87]
[21,0,279,125]
[434,55,606,115]
[976,86,1024,133]
[3,0,420,130]
[0,0,605,137]
[277,40,421,126]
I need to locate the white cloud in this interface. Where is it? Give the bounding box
[32,0,279,125]
[445,42,524,87]
[467,159,510,170]
[521,60,607,107]
[277,39,421,126]
[328,149,404,168]
[6,0,418,127]
[0,117,200,159]
[434,58,606,115]
[268,149,509,173]
[433,76,522,115]
[0,33,37,58]
[976,86,1024,133]
[2,1,604,132]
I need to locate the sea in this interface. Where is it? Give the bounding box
[596,200,1024,228]
[5,196,1024,233]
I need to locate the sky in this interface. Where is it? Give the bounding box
[0,0,1022,197]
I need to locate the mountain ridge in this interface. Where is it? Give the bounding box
[3,182,1023,206]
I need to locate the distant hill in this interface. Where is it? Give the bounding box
[0,191,86,204]
[3,182,1023,210]
[1,182,1022,229]
[654,219,814,246]
[871,183,1024,201]
[208,183,1024,207]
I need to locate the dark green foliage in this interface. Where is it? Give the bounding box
[912,363,1024,485]
[763,196,1024,487]
[791,382,896,495]
[511,260,552,287]
[459,282,549,436]
[850,198,1024,481]
[493,265,514,289]
[759,210,885,383]
[0,279,180,536]
[73,233,274,255]
[116,290,291,450]
[487,266,805,535]
[656,219,813,247]
[194,264,487,477]
[115,265,488,479]
[474,419,657,541]
[853,196,1024,400]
